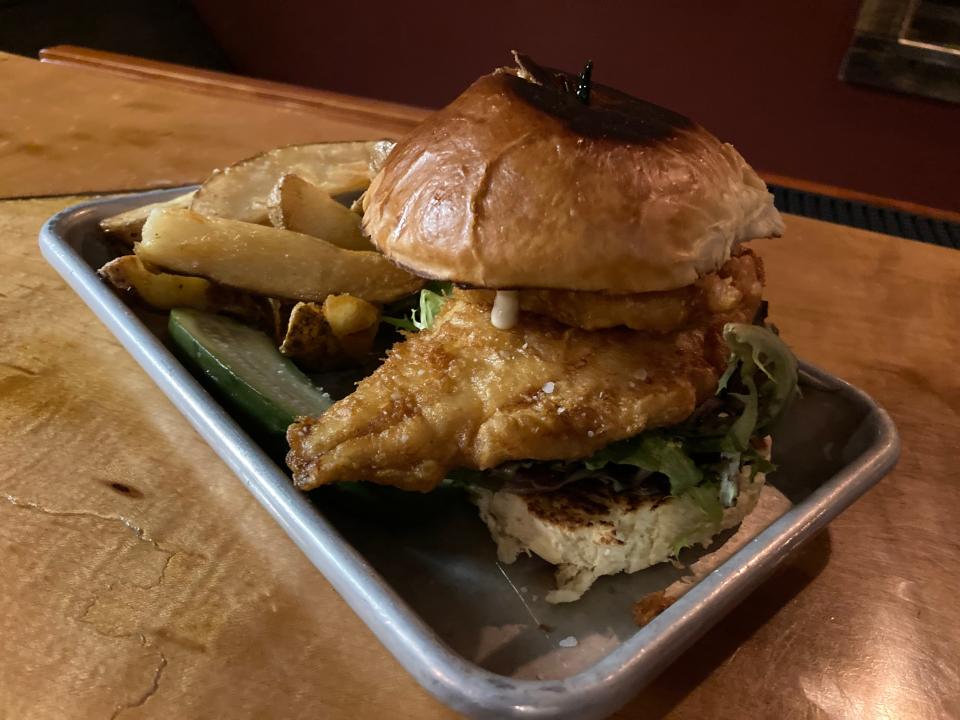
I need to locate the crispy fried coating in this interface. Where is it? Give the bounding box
[457,249,763,331]
[286,288,759,492]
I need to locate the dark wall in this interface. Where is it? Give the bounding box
[0,0,231,72]
[193,0,959,211]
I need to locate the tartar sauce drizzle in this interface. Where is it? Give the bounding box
[490,290,519,329]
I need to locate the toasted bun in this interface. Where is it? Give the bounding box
[363,54,784,293]
[472,440,771,603]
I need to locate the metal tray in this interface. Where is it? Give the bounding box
[39,188,900,719]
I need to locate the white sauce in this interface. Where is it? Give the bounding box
[490,290,520,329]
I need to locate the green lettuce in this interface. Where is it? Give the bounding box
[722,323,798,432]
[583,322,798,510]
[584,433,703,495]
[685,482,724,524]
[382,282,452,332]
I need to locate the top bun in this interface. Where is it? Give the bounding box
[363,53,784,293]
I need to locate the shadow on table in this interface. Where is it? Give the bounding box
[612,529,833,719]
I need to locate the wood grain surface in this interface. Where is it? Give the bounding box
[1,198,457,719]
[1,51,958,719]
[0,51,419,199]
[38,45,430,131]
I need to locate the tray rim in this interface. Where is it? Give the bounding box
[38,188,901,720]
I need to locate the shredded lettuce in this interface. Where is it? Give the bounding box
[742,444,776,479]
[685,482,724,524]
[584,434,702,496]
[722,323,798,431]
[723,373,758,454]
[581,323,797,510]
[688,324,798,453]
[669,483,723,557]
[382,282,452,332]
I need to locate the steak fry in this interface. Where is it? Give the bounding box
[287,294,758,492]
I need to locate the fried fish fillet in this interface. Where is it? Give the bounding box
[457,249,764,332]
[286,292,759,492]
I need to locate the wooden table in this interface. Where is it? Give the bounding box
[1,50,958,719]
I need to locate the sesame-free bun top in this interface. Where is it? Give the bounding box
[362,54,784,293]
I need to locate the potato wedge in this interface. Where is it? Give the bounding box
[99,190,196,245]
[349,140,393,217]
[97,254,268,324]
[325,294,379,361]
[99,254,209,308]
[322,294,379,336]
[280,300,378,370]
[137,209,423,304]
[191,141,388,224]
[265,297,294,345]
[349,192,365,216]
[368,139,396,175]
[267,174,371,250]
[279,302,342,368]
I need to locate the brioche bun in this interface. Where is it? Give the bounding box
[363,54,784,293]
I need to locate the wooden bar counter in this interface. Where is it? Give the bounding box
[0,50,957,719]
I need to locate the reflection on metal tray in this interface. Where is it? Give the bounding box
[39,188,900,720]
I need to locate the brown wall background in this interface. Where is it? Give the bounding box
[194,0,959,212]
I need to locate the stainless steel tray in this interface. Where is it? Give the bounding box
[39,188,900,719]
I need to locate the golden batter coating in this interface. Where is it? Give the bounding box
[456,250,763,332]
[286,289,759,492]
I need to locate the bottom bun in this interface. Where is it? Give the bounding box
[472,439,771,603]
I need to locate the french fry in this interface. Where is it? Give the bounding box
[265,297,294,345]
[137,209,423,304]
[190,141,388,224]
[99,190,195,245]
[349,192,365,216]
[97,254,267,324]
[322,294,379,336]
[280,298,379,370]
[267,174,371,251]
[279,302,342,369]
[99,254,209,309]
[368,139,396,175]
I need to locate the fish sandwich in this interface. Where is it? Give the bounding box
[287,53,798,603]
